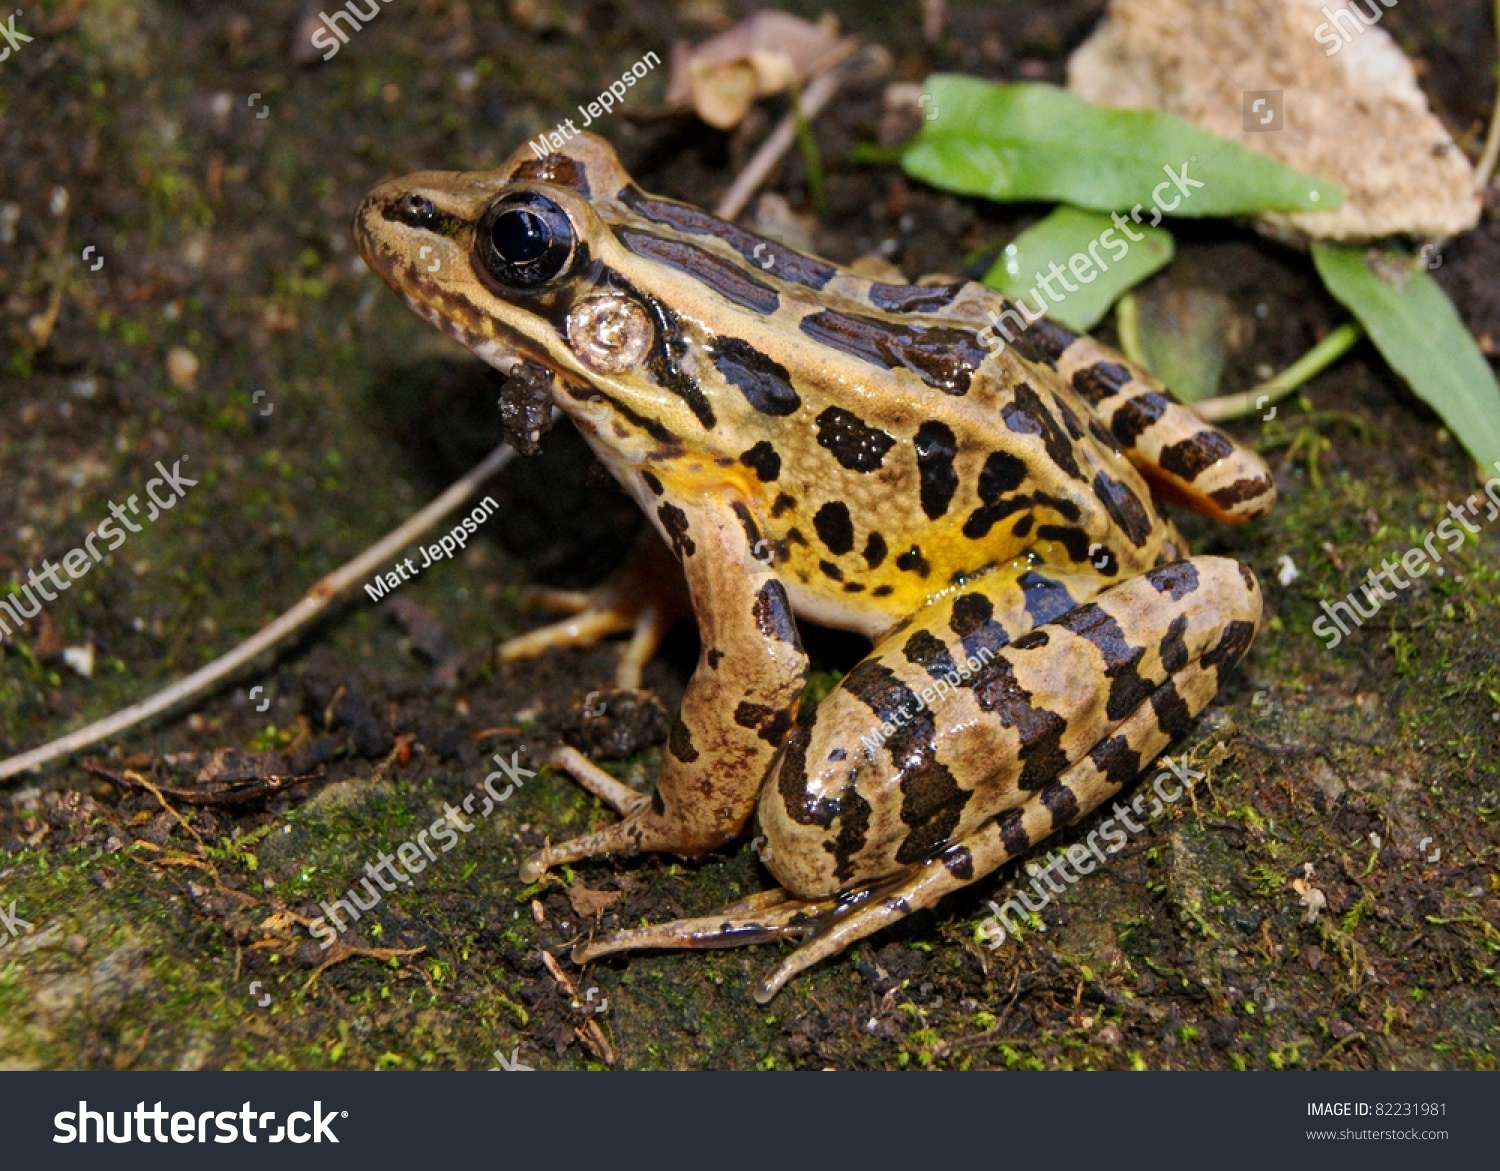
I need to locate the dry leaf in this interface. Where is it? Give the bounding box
[568,883,624,918]
[1068,0,1481,242]
[665,11,858,130]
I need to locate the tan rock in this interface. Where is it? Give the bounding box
[166,345,199,391]
[1068,0,1482,242]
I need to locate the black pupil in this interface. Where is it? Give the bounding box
[493,210,548,263]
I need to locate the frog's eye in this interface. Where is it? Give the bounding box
[477,193,576,288]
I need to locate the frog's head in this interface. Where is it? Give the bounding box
[355,132,806,475]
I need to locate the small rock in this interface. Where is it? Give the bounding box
[166,346,199,391]
[62,644,95,679]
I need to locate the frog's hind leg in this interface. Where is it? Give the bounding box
[750,555,1262,999]
[751,653,1228,1001]
[573,651,1226,1002]
[500,533,690,688]
[572,556,1263,1001]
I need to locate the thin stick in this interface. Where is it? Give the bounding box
[1195,322,1364,423]
[713,44,889,221]
[1474,0,1500,193]
[0,442,516,782]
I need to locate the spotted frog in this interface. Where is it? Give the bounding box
[355,133,1275,1002]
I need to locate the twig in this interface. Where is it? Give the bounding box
[80,758,323,807]
[1474,0,1500,192]
[540,948,616,1065]
[0,442,517,782]
[125,768,208,854]
[713,44,890,221]
[1195,322,1363,422]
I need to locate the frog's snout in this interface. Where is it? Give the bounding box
[351,186,395,276]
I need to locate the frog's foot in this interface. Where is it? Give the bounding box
[500,596,663,690]
[500,538,689,689]
[572,887,843,962]
[520,743,742,882]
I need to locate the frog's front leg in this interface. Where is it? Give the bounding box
[519,494,808,882]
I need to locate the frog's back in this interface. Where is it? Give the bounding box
[542,135,1274,522]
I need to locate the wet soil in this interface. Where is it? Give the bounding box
[0,0,1496,1070]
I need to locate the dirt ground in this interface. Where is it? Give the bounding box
[1,0,1497,1071]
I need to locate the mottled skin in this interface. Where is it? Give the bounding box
[354,133,1276,1001]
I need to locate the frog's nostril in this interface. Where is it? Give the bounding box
[386,191,439,229]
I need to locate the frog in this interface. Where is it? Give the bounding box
[354,131,1276,1002]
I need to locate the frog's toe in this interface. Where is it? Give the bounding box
[501,601,667,688]
[501,536,690,688]
[571,889,842,966]
[500,606,637,663]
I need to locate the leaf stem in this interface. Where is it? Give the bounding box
[1114,292,1147,366]
[1475,0,1500,192]
[788,78,829,219]
[1195,322,1364,422]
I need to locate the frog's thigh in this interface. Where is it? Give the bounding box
[520,497,808,882]
[759,556,1263,900]
[749,556,1263,999]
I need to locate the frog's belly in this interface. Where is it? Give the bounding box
[779,577,897,641]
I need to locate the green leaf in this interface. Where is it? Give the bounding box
[1311,242,1500,475]
[903,76,1343,216]
[982,206,1173,331]
[1135,286,1233,403]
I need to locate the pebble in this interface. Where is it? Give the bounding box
[166,346,199,391]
